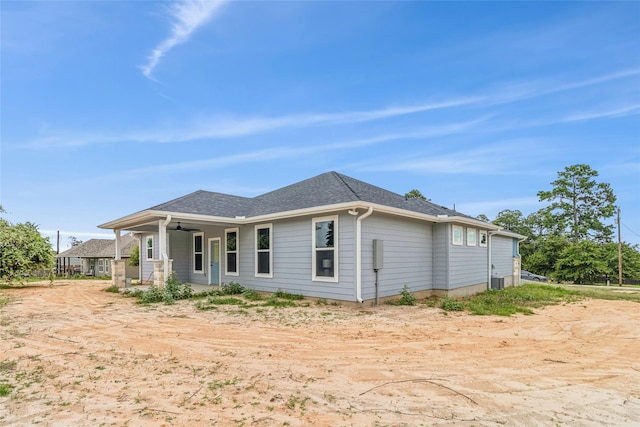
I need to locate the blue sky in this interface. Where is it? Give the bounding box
[1,0,639,251]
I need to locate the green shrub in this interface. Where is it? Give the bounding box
[221,282,245,295]
[441,298,463,311]
[397,285,417,306]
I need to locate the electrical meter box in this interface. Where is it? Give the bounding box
[373,239,384,270]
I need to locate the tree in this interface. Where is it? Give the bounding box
[554,240,607,284]
[405,189,429,201]
[0,216,55,281]
[601,242,640,280]
[68,236,83,247]
[537,164,617,243]
[129,245,140,267]
[476,214,490,223]
[492,209,531,236]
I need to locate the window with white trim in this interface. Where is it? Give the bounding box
[313,216,338,281]
[225,228,239,276]
[146,236,154,260]
[452,225,463,246]
[467,228,477,246]
[479,230,488,247]
[105,259,110,274]
[98,259,104,273]
[193,232,204,273]
[255,224,272,277]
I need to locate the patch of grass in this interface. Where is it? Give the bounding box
[0,295,9,308]
[274,290,304,300]
[263,297,297,308]
[102,284,120,293]
[241,289,263,301]
[457,284,585,316]
[0,383,14,397]
[206,297,246,306]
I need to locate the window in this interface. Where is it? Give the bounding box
[146,236,154,260]
[452,225,463,246]
[98,259,104,273]
[225,228,239,276]
[255,224,272,277]
[193,232,204,273]
[312,216,338,281]
[467,228,477,246]
[479,231,488,247]
[105,260,110,274]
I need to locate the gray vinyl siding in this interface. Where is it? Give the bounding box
[220,214,357,301]
[448,225,489,290]
[491,235,513,278]
[432,223,448,289]
[361,214,432,300]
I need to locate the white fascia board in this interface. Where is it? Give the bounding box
[98,203,504,231]
[98,210,238,230]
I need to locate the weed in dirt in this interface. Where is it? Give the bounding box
[0,295,9,308]
[0,383,14,396]
[263,297,297,308]
[0,359,17,372]
[387,285,417,306]
[274,290,304,300]
[242,289,263,301]
[102,284,120,293]
[441,298,464,311]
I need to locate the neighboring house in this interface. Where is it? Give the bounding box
[99,172,524,303]
[57,234,139,279]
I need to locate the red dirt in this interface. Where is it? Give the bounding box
[1,280,639,426]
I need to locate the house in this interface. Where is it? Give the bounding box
[98,172,524,303]
[57,234,138,279]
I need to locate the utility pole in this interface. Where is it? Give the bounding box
[617,208,622,286]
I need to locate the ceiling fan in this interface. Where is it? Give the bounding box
[170,222,201,232]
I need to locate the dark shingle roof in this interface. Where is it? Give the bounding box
[57,234,137,258]
[144,171,470,219]
[149,190,253,217]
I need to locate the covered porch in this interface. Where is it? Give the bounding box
[105,213,240,289]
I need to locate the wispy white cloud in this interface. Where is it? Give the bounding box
[23,67,639,148]
[353,139,551,176]
[560,104,640,123]
[26,97,479,148]
[481,68,640,106]
[140,0,228,80]
[92,116,491,183]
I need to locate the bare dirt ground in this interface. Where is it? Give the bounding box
[1,280,639,427]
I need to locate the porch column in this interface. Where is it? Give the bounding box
[153,260,173,287]
[114,229,122,260]
[111,259,126,288]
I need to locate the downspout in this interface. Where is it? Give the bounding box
[354,207,374,303]
[160,215,172,285]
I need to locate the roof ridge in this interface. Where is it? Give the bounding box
[332,171,362,201]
